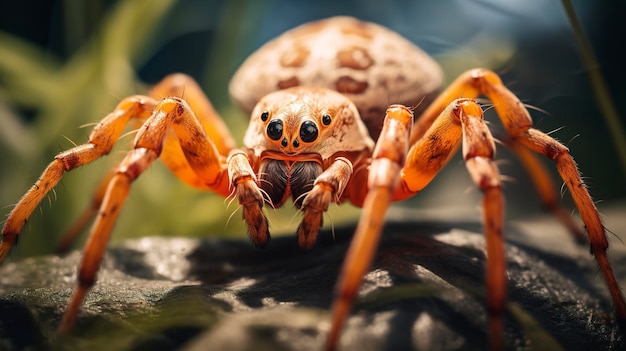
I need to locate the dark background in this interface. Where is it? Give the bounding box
[0,0,624,257]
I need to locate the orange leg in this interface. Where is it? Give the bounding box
[55,169,115,254]
[297,158,354,250]
[386,99,507,350]
[412,69,587,243]
[60,149,157,332]
[55,74,236,252]
[59,96,230,332]
[149,73,235,155]
[505,138,587,243]
[0,73,237,330]
[227,150,270,247]
[329,95,603,351]
[459,100,506,351]
[327,105,413,351]
[155,74,234,194]
[415,68,626,322]
[515,127,626,322]
[0,96,156,262]
[476,70,626,323]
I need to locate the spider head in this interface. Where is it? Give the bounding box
[243,86,374,160]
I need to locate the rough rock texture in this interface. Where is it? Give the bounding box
[1,206,625,351]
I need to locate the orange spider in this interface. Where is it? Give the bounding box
[1,16,624,351]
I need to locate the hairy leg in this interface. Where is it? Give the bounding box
[55,74,237,252]
[0,96,155,262]
[327,105,413,351]
[59,96,231,332]
[413,69,626,323]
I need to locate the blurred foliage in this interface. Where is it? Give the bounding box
[561,0,626,175]
[0,0,624,258]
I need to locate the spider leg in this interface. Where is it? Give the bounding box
[153,74,235,191]
[0,96,155,262]
[505,138,587,243]
[326,105,413,351]
[227,150,270,247]
[297,157,353,250]
[458,100,506,350]
[55,74,236,252]
[474,69,626,323]
[398,99,506,350]
[150,73,235,155]
[416,69,626,323]
[55,169,115,254]
[513,125,626,321]
[60,96,229,332]
[411,69,586,243]
[60,149,155,333]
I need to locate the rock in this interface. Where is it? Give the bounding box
[1,207,625,351]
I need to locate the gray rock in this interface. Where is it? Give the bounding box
[1,208,625,351]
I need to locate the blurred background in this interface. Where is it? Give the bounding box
[0,0,624,257]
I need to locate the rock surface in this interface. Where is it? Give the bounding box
[1,206,625,351]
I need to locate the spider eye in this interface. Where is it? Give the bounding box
[299,121,318,143]
[261,111,269,122]
[322,114,332,126]
[267,119,283,140]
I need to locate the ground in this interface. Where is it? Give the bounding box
[1,203,625,351]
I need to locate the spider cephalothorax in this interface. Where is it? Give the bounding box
[245,87,373,208]
[226,86,374,249]
[1,16,624,351]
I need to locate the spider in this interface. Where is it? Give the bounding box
[1,16,624,351]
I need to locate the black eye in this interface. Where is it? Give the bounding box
[322,114,332,125]
[261,111,269,121]
[299,121,318,143]
[267,119,283,140]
